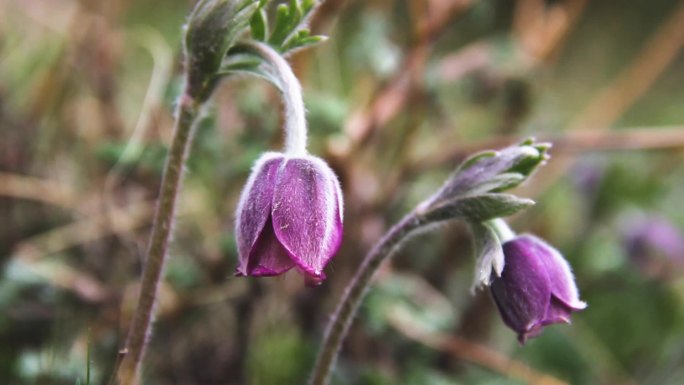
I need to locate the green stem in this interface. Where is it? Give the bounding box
[230,41,308,155]
[309,212,424,385]
[486,218,515,243]
[116,91,200,385]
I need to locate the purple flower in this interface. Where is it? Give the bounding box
[490,235,586,343]
[622,215,684,279]
[235,152,343,285]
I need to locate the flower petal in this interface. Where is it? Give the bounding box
[491,237,551,340]
[520,321,545,344]
[235,152,285,275]
[523,234,587,310]
[543,296,574,325]
[245,217,295,276]
[271,155,343,281]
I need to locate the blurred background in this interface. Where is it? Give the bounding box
[2,0,684,384]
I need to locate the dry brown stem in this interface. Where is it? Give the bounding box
[409,125,684,174]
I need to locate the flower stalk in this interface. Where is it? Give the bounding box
[230,40,308,155]
[487,218,516,243]
[309,212,424,385]
[113,1,264,382]
[115,92,201,385]
[309,140,554,384]
[231,40,343,285]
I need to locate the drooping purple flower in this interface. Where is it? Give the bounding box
[235,152,343,285]
[490,234,586,343]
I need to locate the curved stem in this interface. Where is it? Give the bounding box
[309,212,424,385]
[487,218,515,243]
[231,41,308,155]
[115,91,200,385]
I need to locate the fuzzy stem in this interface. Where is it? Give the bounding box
[487,218,516,243]
[232,41,308,155]
[309,212,425,385]
[116,91,200,385]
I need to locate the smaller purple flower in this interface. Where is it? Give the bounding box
[490,234,586,343]
[622,216,684,279]
[235,152,343,285]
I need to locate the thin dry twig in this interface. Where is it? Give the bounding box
[338,0,589,206]
[409,125,684,173]
[528,1,684,194]
[330,0,474,158]
[0,171,79,210]
[12,199,154,262]
[513,0,589,63]
[568,2,684,133]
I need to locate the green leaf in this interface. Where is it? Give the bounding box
[282,29,327,51]
[421,193,534,223]
[219,48,288,93]
[467,172,527,195]
[430,139,550,206]
[458,150,497,171]
[507,139,551,176]
[268,3,293,47]
[302,0,315,13]
[245,0,326,54]
[288,0,304,24]
[250,8,268,41]
[184,0,260,101]
[293,35,328,50]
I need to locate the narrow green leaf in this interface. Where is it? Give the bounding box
[184,0,259,101]
[250,8,268,41]
[220,52,262,71]
[507,141,551,176]
[302,0,316,13]
[289,0,304,24]
[297,28,311,39]
[283,35,328,52]
[421,193,534,223]
[467,172,526,195]
[458,150,497,172]
[434,140,549,201]
[268,4,292,47]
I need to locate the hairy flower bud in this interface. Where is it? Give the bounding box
[235,152,343,285]
[431,139,550,204]
[490,235,586,343]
